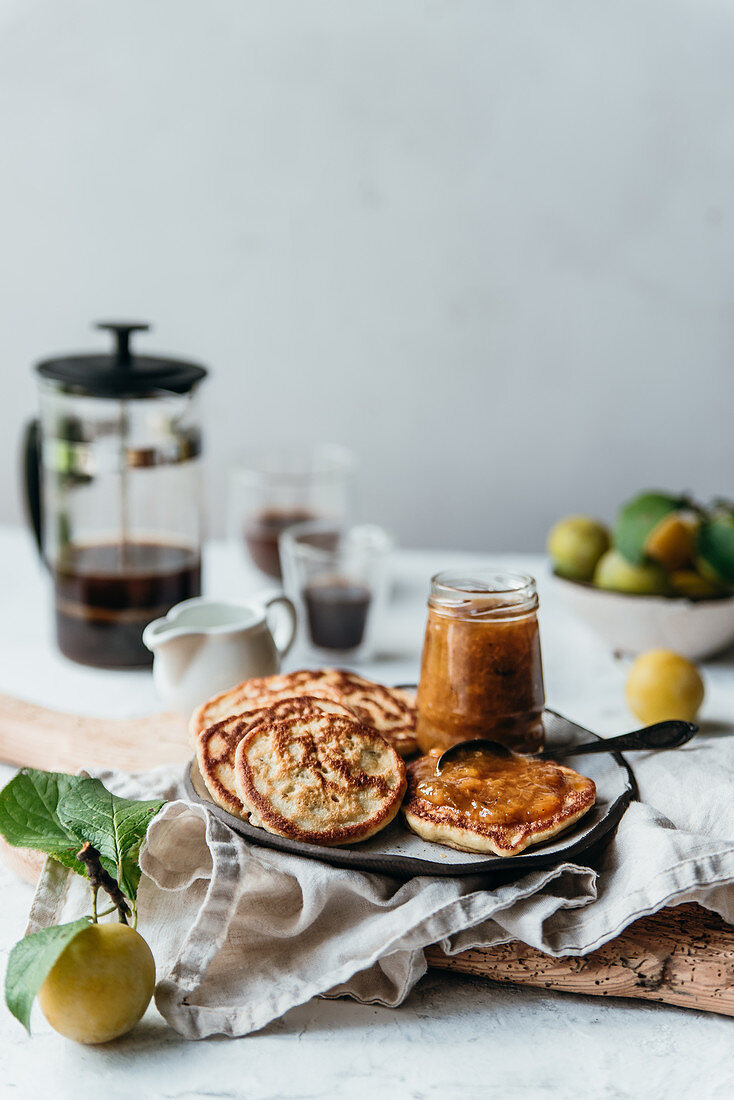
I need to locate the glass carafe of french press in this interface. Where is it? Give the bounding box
[24,322,208,668]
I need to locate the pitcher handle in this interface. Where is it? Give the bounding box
[265,595,297,659]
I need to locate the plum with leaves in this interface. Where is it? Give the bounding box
[37,923,155,1044]
[1,769,164,1043]
[613,492,690,566]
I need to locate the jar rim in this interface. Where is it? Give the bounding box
[231,444,354,487]
[428,569,538,617]
[279,520,393,562]
[430,569,536,595]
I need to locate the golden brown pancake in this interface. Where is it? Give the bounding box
[191,668,417,757]
[196,695,357,819]
[234,710,407,846]
[402,747,596,857]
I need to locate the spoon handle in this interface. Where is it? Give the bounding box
[539,720,698,760]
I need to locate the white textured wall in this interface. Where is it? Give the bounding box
[1,0,732,551]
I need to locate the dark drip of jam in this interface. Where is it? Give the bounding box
[302,579,371,651]
[244,509,317,579]
[54,541,201,669]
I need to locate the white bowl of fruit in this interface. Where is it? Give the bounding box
[548,492,734,660]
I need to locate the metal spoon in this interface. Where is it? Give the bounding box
[435,720,698,774]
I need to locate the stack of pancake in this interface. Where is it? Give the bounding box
[191,668,596,856]
[192,670,414,847]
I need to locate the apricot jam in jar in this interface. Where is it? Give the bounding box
[416,571,545,754]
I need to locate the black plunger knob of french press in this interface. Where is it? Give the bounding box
[95,321,151,366]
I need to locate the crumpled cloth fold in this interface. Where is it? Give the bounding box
[28,733,734,1039]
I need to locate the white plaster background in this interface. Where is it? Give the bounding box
[0,0,732,550]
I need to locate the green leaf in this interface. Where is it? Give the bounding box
[5,917,90,1032]
[0,769,165,903]
[56,779,163,902]
[0,770,87,874]
[698,513,734,585]
[613,491,687,565]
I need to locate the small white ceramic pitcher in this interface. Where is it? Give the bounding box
[143,594,297,718]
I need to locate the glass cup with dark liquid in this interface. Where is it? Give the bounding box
[230,446,354,581]
[24,322,207,668]
[279,521,392,660]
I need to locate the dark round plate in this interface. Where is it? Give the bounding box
[184,708,635,879]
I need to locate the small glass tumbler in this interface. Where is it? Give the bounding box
[279,521,392,660]
[229,445,354,580]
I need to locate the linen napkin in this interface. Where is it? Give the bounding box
[27,729,734,1040]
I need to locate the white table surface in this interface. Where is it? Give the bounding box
[1,524,732,1100]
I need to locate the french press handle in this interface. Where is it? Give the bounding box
[22,419,44,559]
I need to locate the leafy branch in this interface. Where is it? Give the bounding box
[76,842,131,924]
[0,768,165,1032]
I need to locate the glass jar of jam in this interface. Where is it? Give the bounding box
[416,571,545,754]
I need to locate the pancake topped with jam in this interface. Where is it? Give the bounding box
[403,746,596,857]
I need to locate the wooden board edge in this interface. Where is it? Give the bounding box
[425,903,734,1017]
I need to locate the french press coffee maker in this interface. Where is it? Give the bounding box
[24,322,208,669]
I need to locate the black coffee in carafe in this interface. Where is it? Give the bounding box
[54,542,201,668]
[24,322,208,668]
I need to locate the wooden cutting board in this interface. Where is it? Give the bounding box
[1,692,732,1017]
[0,691,190,773]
